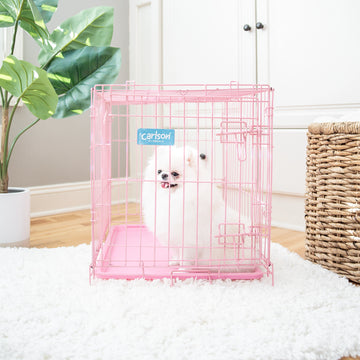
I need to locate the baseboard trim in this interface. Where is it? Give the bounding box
[29,181,138,218]
[29,182,306,233]
[29,181,92,218]
[271,221,305,233]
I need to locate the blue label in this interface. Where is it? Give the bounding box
[137,128,175,146]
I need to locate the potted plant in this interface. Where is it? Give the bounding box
[0,0,121,246]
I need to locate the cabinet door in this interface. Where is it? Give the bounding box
[259,0,360,128]
[272,129,307,230]
[257,0,360,230]
[129,0,162,83]
[128,0,164,195]
[163,0,256,84]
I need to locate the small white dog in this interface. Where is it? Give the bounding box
[142,146,248,267]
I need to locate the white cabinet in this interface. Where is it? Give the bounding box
[129,0,360,231]
[129,0,162,84]
[265,0,360,230]
[267,0,360,110]
[267,0,360,133]
[272,129,307,230]
[162,0,256,84]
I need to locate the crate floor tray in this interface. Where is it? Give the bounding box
[92,225,266,281]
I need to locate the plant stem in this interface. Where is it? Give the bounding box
[8,95,13,106]
[3,97,21,158]
[10,21,19,56]
[0,98,21,186]
[0,88,4,107]
[0,106,9,193]
[0,1,30,193]
[10,0,26,56]
[1,106,9,164]
[6,117,41,169]
[0,173,8,193]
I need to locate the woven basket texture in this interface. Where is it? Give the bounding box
[305,121,360,283]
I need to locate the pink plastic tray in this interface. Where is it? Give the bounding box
[93,225,264,282]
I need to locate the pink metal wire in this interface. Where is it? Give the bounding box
[90,83,274,283]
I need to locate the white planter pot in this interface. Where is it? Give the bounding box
[0,188,30,247]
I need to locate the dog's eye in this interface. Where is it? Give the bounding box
[171,171,179,177]
[157,170,162,174]
[200,153,206,160]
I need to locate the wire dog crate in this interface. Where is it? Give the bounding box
[90,82,274,283]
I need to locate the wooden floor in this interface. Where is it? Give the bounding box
[30,205,306,256]
[29,207,358,360]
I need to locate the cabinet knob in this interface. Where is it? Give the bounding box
[256,22,264,30]
[243,24,251,31]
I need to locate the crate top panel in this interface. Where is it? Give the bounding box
[92,83,273,105]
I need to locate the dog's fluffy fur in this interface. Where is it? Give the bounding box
[142,146,247,266]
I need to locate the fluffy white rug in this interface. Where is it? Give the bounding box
[0,243,360,360]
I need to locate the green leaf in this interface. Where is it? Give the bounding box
[0,0,20,19]
[38,6,114,67]
[0,0,50,47]
[0,55,58,119]
[46,46,121,118]
[33,0,58,23]
[0,4,15,27]
[19,0,50,47]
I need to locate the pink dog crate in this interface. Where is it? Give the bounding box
[90,82,274,284]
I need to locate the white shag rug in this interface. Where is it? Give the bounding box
[0,243,360,360]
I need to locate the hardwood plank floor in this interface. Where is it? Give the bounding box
[30,209,92,248]
[29,206,358,360]
[30,206,306,256]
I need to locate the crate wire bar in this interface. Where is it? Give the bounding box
[90,82,274,283]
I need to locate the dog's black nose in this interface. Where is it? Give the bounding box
[161,173,168,180]
[200,153,206,160]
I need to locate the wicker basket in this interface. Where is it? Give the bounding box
[305,121,360,283]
